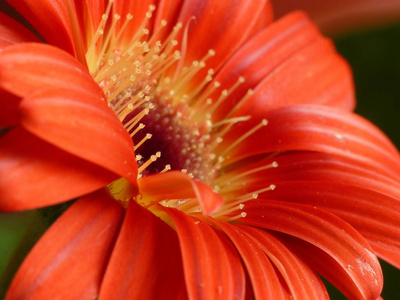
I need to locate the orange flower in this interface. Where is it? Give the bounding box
[1,0,399,299]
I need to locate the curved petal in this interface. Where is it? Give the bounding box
[265,181,400,269]
[113,0,157,48]
[172,0,273,89]
[213,221,288,299]
[204,12,353,121]
[5,191,124,300]
[271,0,400,35]
[239,226,329,299]
[279,234,381,300]
[0,88,20,126]
[99,200,186,299]
[165,208,245,300]
[237,38,354,112]
[219,105,400,178]
[0,43,102,98]
[240,199,383,299]
[0,128,117,211]
[0,11,39,49]
[138,171,223,215]
[6,0,75,55]
[20,88,138,186]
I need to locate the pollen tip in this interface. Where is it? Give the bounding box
[270,184,276,190]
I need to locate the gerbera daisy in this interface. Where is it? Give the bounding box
[1,0,399,299]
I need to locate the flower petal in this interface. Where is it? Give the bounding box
[240,199,383,299]
[0,43,102,98]
[6,0,75,55]
[240,38,354,112]
[138,171,223,215]
[0,88,20,126]
[173,0,273,88]
[272,0,400,34]
[213,221,288,299]
[20,87,138,186]
[206,12,353,120]
[99,200,186,299]
[0,11,39,49]
[5,191,124,300]
[8,0,75,55]
[166,208,245,300]
[220,104,400,178]
[239,226,329,299]
[0,128,117,211]
[266,180,400,269]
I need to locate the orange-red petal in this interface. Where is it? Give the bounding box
[0,88,20,126]
[221,105,400,178]
[240,200,383,299]
[6,0,75,55]
[172,0,273,89]
[213,221,288,299]
[138,171,223,215]
[5,191,124,300]
[240,226,329,299]
[166,208,245,300]
[99,200,186,299]
[20,88,138,186]
[0,128,117,211]
[0,43,102,98]
[0,11,39,49]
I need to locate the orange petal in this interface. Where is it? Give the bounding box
[99,200,186,299]
[166,208,245,300]
[0,88,20,126]
[20,87,138,186]
[213,221,288,299]
[0,128,117,211]
[0,43,102,98]
[267,181,400,270]
[5,191,124,300]
[172,0,273,89]
[272,0,400,35]
[240,226,329,299]
[206,12,332,120]
[241,200,383,299]
[138,171,223,215]
[6,0,75,55]
[220,105,400,179]
[0,11,39,49]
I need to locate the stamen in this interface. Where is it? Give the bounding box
[219,119,268,158]
[160,164,171,173]
[134,133,152,151]
[138,151,161,173]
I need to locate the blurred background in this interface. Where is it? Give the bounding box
[0,1,399,298]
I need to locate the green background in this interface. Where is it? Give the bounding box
[0,8,399,299]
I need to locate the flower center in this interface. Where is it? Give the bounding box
[80,2,277,218]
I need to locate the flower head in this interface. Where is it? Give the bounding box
[1,0,400,299]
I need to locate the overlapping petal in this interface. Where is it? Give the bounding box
[240,200,383,299]
[166,208,245,300]
[99,200,186,299]
[6,0,75,55]
[172,0,273,88]
[20,87,138,185]
[138,171,223,215]
[239,226,329,299]
[205,12,354,121]
[213,221,289,299]
[0,128,118,211]
[5,191,124,300]
[220,104,400,178]
[0,43,102,99]
[0,11,39,49]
